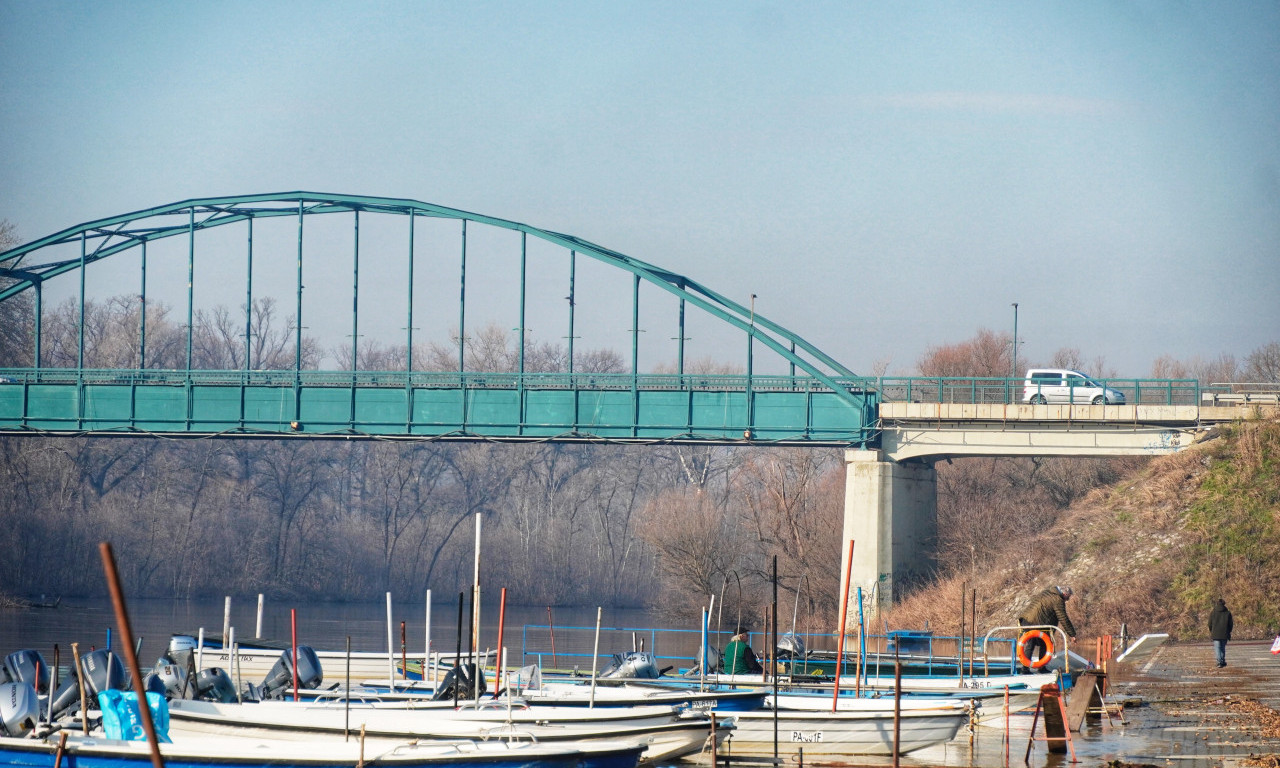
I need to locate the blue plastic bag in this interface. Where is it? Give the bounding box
[97,690,172,743]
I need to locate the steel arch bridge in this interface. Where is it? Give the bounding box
[0,193,877,445]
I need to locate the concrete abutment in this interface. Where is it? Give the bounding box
[840,448,937,619]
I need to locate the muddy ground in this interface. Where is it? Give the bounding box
[1104,638,1280,768]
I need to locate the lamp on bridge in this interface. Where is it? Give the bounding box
[1011,302,1019,379]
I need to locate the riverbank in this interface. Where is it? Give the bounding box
[702,640,1280,768]
[1105,638,1280,766]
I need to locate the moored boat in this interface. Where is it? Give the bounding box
[0,730,646,768]
[166,699,723,764]
[723,702,970,757]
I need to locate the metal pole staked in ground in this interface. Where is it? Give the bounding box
[1011,302,1019,383]
[833,539,855,713]
[98,542,165,768]
[772,555,779,763]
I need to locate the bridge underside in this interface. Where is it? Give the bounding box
[0,375,874,445]
[878,402,1212,461]
[843,401,1245,618]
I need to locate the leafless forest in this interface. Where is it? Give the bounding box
[3,218,1277,625]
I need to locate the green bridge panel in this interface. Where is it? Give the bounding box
[0,381,873,444]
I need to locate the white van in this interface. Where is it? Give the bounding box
[1022,369,1125,405]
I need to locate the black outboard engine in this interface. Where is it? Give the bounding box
[252,647,322,701]
[431,663,486,701]
[49,648,128,719]
[600,651,659,679]
[777,632,806,659]
[2,650,50,694]
[0,682,41,738]
[193,668,238,703]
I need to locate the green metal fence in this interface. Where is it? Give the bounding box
[877,376,1202,406]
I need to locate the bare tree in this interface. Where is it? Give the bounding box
[917,328,1011,377]
[0,220,35,367]
[639,486,745,613]
[1242,341,1280,383]
[195,298,315,370]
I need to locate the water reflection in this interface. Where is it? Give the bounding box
[2,596,686,660]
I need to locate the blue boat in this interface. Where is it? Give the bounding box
[0,731,645,768]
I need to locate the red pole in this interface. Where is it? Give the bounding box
[98,542,165,768]
[832,539,855,713]
[291,609,299,702]
[547,606,557,667]
[495,587,508,694]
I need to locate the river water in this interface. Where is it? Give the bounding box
[7,597,1257,768]
[2,595,685,665]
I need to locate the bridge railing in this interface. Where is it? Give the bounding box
[877,376,1202,406]
[0,370,1205,404]
[0,368,880,394]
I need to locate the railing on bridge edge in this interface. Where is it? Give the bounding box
[0,368,876,393]
[0,369,1224,406]
[879,376,1205,406]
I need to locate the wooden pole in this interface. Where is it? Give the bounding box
[959,581,966,685]
[291,608,299,702]
[454,592,463,708]
[98,542,165,768]
[892,657,902,768]
[69,643,88,734]
[495,587,507,695]
[772,555,779,762]
[546,606,557,667]
[589,607,602,708]
[385,592,394,693]
[970,587,977,677]
[832,539,855,713]
[345,637,351,741]
[52,732,69,768]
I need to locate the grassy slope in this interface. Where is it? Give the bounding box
[886,417,1280,642]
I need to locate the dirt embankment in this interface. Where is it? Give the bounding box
[887,417,1280,642]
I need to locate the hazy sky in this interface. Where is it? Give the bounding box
[2,1,1277,377]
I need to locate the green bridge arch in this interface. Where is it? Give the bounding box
[0,192,878,444]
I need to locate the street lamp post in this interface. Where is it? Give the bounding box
[1011,302,1019,381]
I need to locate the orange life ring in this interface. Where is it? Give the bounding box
[1016,630,1055,669]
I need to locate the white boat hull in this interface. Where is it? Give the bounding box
[166,699,718,764]
[724,708,968,756]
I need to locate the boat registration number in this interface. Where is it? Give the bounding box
[790,731,824,743]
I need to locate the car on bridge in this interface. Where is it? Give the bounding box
[1022,368,1125,405]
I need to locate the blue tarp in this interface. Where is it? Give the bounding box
[97,690,172,743]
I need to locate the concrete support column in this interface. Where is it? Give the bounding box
[841,448,937,620]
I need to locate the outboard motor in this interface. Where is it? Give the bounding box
[193,668,238,703]
[148,662,190,699]
[49,648,128,719]
[0,682,40,738]
[255,647,322,701]
[142,672,168,696]
[507,664,541,694]
[600,651,659,679]
[2,650,50,694]
[166,635,197,672]
[685,645,721,676]
[777,632,805,659]
[431,663,486,701]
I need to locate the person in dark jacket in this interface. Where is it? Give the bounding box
[1016,586,1077,668]
[1209,599,1233,668]
[722,627,763,675]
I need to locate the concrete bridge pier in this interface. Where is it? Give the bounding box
[840,449,938,620]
